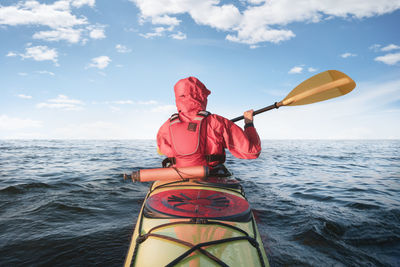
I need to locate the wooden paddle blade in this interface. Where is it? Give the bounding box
[281,70,356,106]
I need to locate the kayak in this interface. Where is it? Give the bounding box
[124,171,269,267]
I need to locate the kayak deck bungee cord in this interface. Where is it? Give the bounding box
[124,169,269,267]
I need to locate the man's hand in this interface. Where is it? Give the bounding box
[244,109,254,124]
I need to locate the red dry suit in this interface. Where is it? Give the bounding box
[157,77,261,168]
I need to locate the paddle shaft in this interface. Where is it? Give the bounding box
[231,102,281,122]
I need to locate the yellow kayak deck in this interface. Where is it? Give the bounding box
[124,178,269,267]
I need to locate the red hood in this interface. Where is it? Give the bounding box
[174,77,211,115]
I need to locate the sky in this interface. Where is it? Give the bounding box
[1,0,400,139]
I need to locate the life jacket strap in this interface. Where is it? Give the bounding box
[197,110,211,117]
[169,113,180,122]
[162,154,225,168]
[169,111,210,122]
[162,157,176,168]
[205,154,226,163]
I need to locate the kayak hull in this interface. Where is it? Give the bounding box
[124,178,269,267]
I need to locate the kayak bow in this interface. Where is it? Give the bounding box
[124,174,269,267]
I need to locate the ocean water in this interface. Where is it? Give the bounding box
[0,140,399,266]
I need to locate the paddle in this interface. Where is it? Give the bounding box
[231,70,356,122]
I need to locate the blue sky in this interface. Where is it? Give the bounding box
[1,0,400,139]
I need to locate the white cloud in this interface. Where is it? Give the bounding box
[0,0,101,44]
[140,26,169,39]
[115,44,132,53]
[20,45,58,63]
[226,25,295,45]
[6,51,17,57]
[87,56,111,69]
[289,66,303,74]
[124,27,138,32]
[88,25,106,39]
[308,67,317,72]
[33,28,83,43]
[36,70,55,76]
[151,104,176,113]
[71,0,95,8]
[375,52,400,65]
[0,1,87,28]
[288,65,316,74]
[138,100,158,105]
[151,15,181,26]
[131,0,400,46]
[0,115,42,130]
[49,95,82,104]
[111,100,134,105]
[341,52,357,58]
[36,95,84,111]
[133,0,244,40]
[170,31,186,40]
[17,94,32,99]
[369,44,381,52]
[381,44,400,52]
[190,2,241,31]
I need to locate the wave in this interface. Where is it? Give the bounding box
[292,192,335,202]
[0,226,131,266]
[291,221,391,266]
[0,182,53,194]
[26,201,98,216]
[345,202,381,210]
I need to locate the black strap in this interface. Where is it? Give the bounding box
[162,154,224,167]
[244,122,254,129]
[197,110,211,117]
[166,236,262,267]
[205,154,226,163]
[162,157,176,168]
[169,113,179,121]
[170,111,210,121]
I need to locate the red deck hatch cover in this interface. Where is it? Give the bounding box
[145,189,250,219]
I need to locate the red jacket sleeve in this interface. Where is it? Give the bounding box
[220,117,261,159]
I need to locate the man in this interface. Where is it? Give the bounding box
[157,76,261,168]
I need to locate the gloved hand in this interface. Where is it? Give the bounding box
[244,109,254,124]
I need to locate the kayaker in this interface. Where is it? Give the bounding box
[157,77,261,168]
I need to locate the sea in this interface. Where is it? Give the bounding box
[0,140,399,266]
